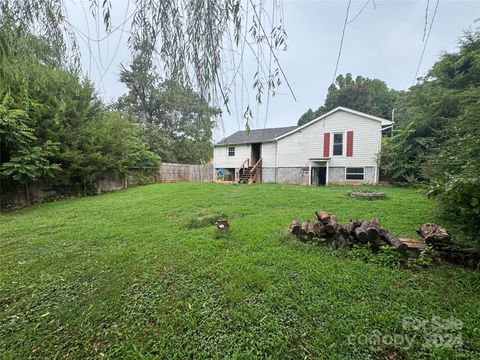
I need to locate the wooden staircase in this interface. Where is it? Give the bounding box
[237,158,262,184]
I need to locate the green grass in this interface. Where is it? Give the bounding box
[1,183,479,359]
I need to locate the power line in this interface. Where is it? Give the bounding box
[347,0,370,25]
[98,0,131,85]
[423,0,430,41]
[332,0,352,84]
[413,0,439,85]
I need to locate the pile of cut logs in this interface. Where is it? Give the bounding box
[417,223,479,267]
[289,210,408,252]
[289,211,480,267]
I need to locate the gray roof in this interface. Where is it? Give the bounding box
[215,126,298,146]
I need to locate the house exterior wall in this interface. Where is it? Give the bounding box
[261,142,277,168]
[213,109,383,185]
[276,111,381,169]
[213,144,251,169]
[328,167,345,183]
[262,167,277,183]
[277,168,304,184]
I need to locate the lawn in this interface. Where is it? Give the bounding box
[1,183,479,359]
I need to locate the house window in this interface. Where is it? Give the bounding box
[333,133,344,156]
[228,146,235,156]
[346,167,364,180]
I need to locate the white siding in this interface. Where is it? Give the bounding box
[261,142,277,168]
[213,144,250,168]
[276,110,381,168]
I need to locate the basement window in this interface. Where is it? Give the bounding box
[346,167,364,181]
[228,146,235,156]
[333,133,344,156]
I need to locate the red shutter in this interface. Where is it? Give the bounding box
[323,132,330,157]
[346,131,354,157]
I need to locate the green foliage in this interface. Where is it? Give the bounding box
[416,247,439,268]
[298,73,398,125]
[379,123,434,181]
[345,244,405,269]
[1,141,60,183]
[117,48,219,164]
[64,112,159,183]
[0,102,60,184]
[425,89,480,241]
[370,246,405,269]
[0,27,158,188]
[380,31,480,243]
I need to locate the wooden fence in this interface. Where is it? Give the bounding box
[1,163,214,208]
[155,163,214,183]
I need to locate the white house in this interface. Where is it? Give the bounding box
[213,107,393,185]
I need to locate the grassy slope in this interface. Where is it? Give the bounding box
[0,183,479,359]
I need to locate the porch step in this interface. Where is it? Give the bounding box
[238,166,254,184]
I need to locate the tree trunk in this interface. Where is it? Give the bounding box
[289,220,302,236]
[379,229,408,253]
[325,215,337,234]
[306,220,316,239]
[366,219,381,242]
[344,220,362,235]
[416,224,452,249]
[336,224,351,247]
[353,221,369,243]
[313,222,326,237]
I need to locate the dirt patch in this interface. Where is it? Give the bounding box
[185,212,227,229]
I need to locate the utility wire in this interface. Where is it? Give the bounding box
[332,0,352,84]
[347,0,369,25]
[413,0,439,85]
[423,0,430,41]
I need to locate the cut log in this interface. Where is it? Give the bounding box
[336,233,350,247]
[366,219,381,241]
[416,224,452,249]
[336,224,352,247]
[306,221,316,239]
[313,222,326,237]
[353,221,369,243]
[344,220,363,235]
[325,215,337,234]
[379,229,408,253]
[289,220,302,236]
[315,211,331,224]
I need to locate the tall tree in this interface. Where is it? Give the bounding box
[298,74,398,125]
[380,31,480,243]
[117,50,220,164]
[1,27,158,193]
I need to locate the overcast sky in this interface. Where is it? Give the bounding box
[66,0,479,141]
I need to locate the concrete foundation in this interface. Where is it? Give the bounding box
[261,167,277,183]
[328,167,345,184]
[276,167,306,184]
[269,166,378,185]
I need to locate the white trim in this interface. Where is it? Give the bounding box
[307,159,330,186]
[326,162,329,185]
[331,131,346,157]
[345,166,365,181]
[274,106,393,141]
